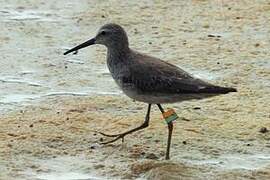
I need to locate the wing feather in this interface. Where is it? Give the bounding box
[126,51,236,94]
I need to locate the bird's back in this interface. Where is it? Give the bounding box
[126,50,236,94]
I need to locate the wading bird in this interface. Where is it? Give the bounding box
[64,23,237,160]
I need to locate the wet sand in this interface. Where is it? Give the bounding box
[1,0,270,179]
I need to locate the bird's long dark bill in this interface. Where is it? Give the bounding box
[63,38,96,55]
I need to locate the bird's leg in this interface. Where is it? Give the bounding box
[98,104,152,144]
[157,104,173,160]
[166,123,173,160]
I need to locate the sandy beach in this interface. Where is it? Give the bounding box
[0,0,270,179]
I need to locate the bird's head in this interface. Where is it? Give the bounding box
[64,23,129,55]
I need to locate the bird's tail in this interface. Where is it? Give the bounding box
[200,86,237,94]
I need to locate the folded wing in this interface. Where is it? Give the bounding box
[127,52,236,94]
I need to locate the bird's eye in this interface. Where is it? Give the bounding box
[100,31,106,35]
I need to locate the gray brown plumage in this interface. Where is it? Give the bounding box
[64,23,237,160]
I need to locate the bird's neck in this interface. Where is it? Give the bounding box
[106,46,130,75]
[107,46,130,63]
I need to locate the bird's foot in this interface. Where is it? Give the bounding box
[98,132,126,145]
[96,131,122,138]
[95,120,149,145]
[96,131,127,144]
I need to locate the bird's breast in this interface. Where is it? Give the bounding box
[107,59,131,88]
